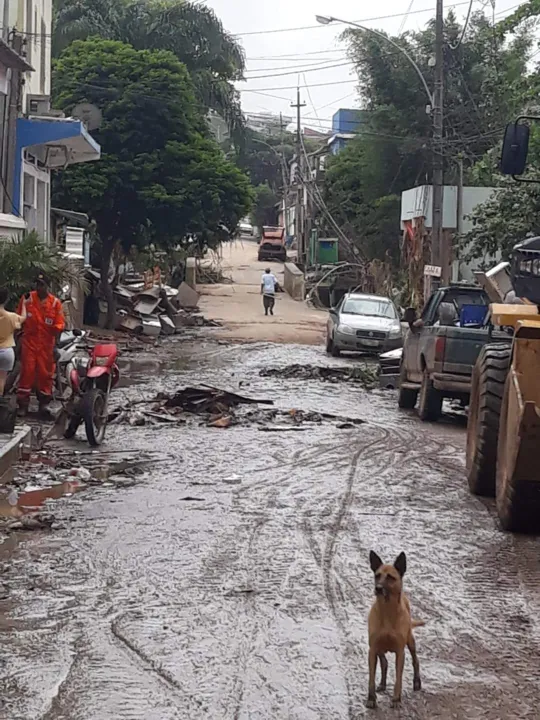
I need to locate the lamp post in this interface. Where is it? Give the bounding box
[315,15,433,105]
[316,13,445,283]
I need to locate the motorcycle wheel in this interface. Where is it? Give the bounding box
[81,388,107,446]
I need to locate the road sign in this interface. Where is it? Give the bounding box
[424,264,442,277]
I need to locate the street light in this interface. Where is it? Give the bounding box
[315,14,433,106]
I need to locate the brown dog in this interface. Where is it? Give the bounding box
[366,551,424,709]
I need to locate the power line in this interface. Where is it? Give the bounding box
[240,79,357,93]
[245,58,347,73]
[244,61,354,80]
[233,2,473,36]
[449,0,474,50]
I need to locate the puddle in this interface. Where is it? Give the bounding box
[0,481,84,517]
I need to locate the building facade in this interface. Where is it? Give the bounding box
[0,0,100,244]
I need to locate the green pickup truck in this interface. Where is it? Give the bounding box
[398,284,508,421]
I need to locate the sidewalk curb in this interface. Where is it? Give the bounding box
[0,425,32,485]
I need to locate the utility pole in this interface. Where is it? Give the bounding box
[291,88,306,263]
[279,112,289,240]
[453,154,464,282]
[431,0,445,283]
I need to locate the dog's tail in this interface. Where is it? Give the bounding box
[412,619,426,628]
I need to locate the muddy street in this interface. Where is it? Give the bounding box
[2,238,540,720]
[1,336,540,720]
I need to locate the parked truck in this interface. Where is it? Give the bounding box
[258,226,287,263]
[399,284,507,421]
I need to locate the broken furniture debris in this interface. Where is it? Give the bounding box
[86,268,220,337]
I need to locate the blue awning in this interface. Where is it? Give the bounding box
[13,117,101,215]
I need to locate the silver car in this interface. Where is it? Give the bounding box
[326,293,403,356]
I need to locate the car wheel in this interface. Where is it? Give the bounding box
[397,363,418,409]
[331,340,341,358]
[418,368,442,421]
[326,335,333,354]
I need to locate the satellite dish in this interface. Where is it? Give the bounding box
[71,102,102,131]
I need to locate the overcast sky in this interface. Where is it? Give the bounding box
[204,0,524,131]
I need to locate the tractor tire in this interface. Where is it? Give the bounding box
[398,362,418,409]
[418,368,442,422]
[496,378,540,533]
[466,343,512,497]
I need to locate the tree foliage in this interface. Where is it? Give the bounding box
[0,232,86,309]
[236,129,294,193]
[251,184,278,229]
[52,0,245,141]
[52,38,252,325]
[322,10,533,267]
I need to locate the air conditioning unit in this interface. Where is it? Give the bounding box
[65,226,84,258]
[26,94,64,118]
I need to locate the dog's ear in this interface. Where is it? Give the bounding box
[394,552,407,577]
[369,551,383,573]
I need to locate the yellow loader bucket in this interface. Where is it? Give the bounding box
[496,320,540,532]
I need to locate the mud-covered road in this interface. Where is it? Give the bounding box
[2,340,540,720]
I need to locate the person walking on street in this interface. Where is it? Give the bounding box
[17,273,65,417]
[261,268,277,316]
[0,287,26,395]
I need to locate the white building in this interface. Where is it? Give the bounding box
[401,184,498,282]
[245,111,292,137]
[0,0,100,243]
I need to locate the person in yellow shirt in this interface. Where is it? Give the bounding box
[0,287,26,395]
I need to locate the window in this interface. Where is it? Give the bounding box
[341,298,397,319]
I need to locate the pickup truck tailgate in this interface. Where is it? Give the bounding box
[440,328,508,375]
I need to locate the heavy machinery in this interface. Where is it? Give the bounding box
[466,233,540,531]
[465,117,540,531]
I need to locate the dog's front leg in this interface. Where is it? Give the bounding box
[377,654,388,692]
[366,646,378,708]
[392,648,405,707]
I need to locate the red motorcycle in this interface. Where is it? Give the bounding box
[64,343,120,446]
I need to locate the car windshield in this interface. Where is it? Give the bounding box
[341,298,396,319]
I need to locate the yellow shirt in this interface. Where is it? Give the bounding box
[0,308,22,349]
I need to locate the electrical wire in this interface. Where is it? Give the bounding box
[240,79,357,93]
[233,2,473,36]
[302,74,325,132]
[243,61,354,80]
[449,0,474,50]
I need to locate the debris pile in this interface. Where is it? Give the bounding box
[109,385,365,430]
[87,268,221,337]
[259,364,377,388]
[110,385,274,429]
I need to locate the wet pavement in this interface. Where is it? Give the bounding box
[1,340,540,719]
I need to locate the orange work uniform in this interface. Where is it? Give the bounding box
[17,291,65,406]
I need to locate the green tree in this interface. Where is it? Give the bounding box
[236,129,294,192]
[322,10,533,267]
[52,38,252,326]
[52,0,245,141]
[251,184,278,229]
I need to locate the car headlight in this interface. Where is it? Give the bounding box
[338,323,355,335]
[388,325,402,339]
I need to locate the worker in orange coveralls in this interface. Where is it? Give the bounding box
[17,272,65,417]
